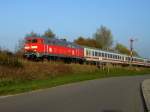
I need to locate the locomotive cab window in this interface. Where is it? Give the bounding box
[26,39,32,43]
[32,39,37,43]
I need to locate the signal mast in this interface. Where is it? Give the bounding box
[129,38,137,65]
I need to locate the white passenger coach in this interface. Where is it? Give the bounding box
[84,47,150,67]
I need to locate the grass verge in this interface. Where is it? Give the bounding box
[0,65,150,96]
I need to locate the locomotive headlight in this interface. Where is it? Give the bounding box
[31,46,38,49]
[24,46,30,49]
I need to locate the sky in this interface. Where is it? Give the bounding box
[0,0,150,58]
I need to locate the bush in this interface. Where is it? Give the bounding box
[0,57,150,83]
[0,52,23,68]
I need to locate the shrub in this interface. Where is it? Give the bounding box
[0,52,23,68]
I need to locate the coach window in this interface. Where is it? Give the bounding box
[106,53,108,58]
[116,56,118,59]
[106,54,108,58]
[92,51,95,56]
[99,52,101,57]
[110,54,112,58]
[95,51,97,56]
[108,54,110,58]
[116,55,118,59]
[101,53,104,57]
[105,53,107,58]
[123,57,125,60]
[108,54,109,58]
[107,54,109,58]
[103,53,105,57]
[88,50,91,56]
[113,55,115,59]
[95,52,97,56]
[89,50,92,56]
[86,50,88,56]
[119,56,121,60]
[112,55,114,59]
[113,55,116,59]
[117,56,119,59]
[100,52,102,57]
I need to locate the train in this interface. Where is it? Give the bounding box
[24,36,150,67]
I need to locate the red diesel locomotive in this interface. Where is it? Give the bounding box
[24,36,84,63]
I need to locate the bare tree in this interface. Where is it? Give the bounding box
[94,25,113,50]
[43,28,55,38]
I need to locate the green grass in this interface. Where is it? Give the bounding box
[0,67,150,96]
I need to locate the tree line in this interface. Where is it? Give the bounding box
[20,26,139,56]
[75,25,138,56]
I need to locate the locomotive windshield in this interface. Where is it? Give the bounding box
[26,39,37,43]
